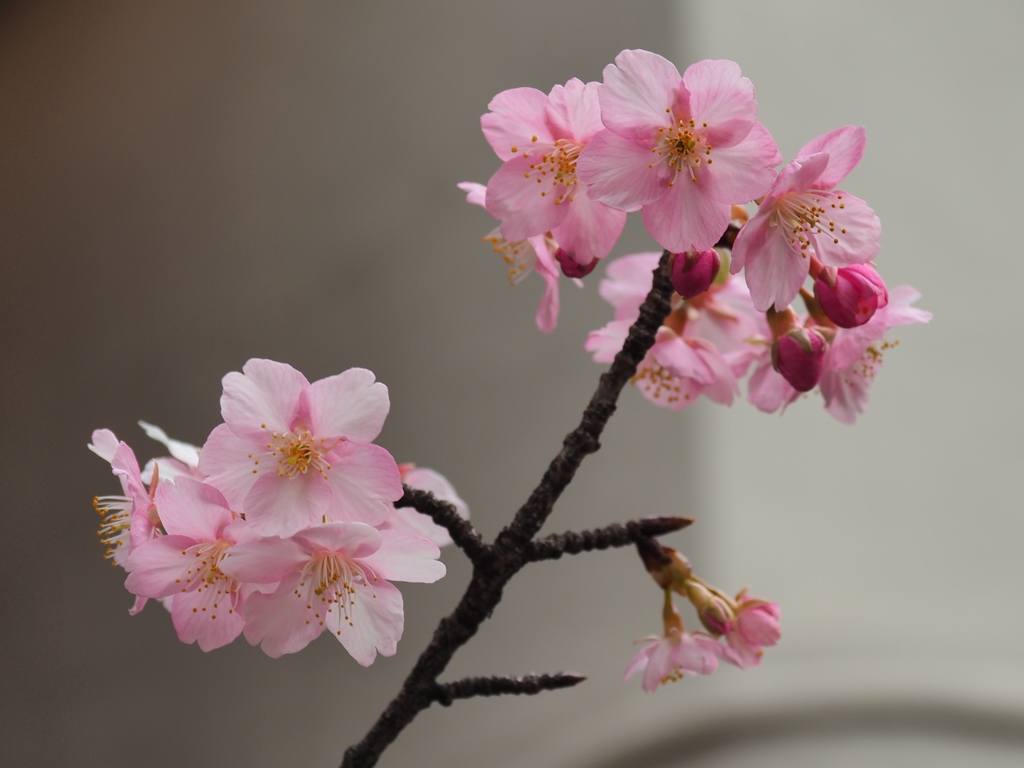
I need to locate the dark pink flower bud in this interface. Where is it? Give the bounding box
[670,248,721,300]
[555,247,598,278]
[814,264,889,328]
[772,328,827,392]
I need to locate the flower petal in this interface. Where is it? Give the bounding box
[599,49,679,142]
[550,190,627,265]
[576,129,665,210]
[221,359,308,439]
[486,155,567,242]
[481,87,553,162]
[641,177,729,252]
[361,529,445,584]
[684,59,756,148]
[302,367,389,443]
[335,580,404,666]
[797,125,866,189]
[155,477,232,541]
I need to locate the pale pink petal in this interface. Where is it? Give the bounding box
[171,582,245,651]
[642,638,674,692]
[599,252,661,320]
[221,359,308,439]
[740,221,809,312]
[599,49,679,142]
[623,643,652,684]
[701,122,780,204]
[244,471,335,537]
[302,367,389,443]
[481,87,553,161]
[89,429,120,462]
[324,442,402,526]
[797,125,866,189]
[545,78,603,141]
[652,333,715,385]
[154,477,232,541]
[551,190,627,265]
[294,522,382,560]
[361,529,445,584]
[576,130,667,210]
[585,319,631,363]
[683,59,756,148]
[138,421,201,467]
[220,536,309,584]
[690,343,739,405]
[642,178,730,252]
[486,155,567,242]
[770,152,829,197]
[124,535,196,598]
[747,360,800,414]
[243,585,323,658]
[197,423,260,509]
[810,192,881,268]
[457,181,488,208]
[529,236,561,334]
[335,580,404,666]
[672,634,722,675]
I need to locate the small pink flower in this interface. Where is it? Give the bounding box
[481,78,627,265]
[198,360,402,537]
[577,51,780,253]
[624,624,734,692]
[459,181,581,333]
[124,477,254,651]
[221,522,445,663]
[732,126,881,311]
[814,263,888,328]
[725,592,781,668]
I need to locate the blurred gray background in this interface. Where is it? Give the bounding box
[2,2,1023,767]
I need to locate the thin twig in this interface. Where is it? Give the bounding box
[430,673,587,707]
[340,251,674,768]
[524,517,693,563]
[397,485,490,564]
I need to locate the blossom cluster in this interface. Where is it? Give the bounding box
[89,359,463,664]
[466,49,929,422]
[626,544,780,691]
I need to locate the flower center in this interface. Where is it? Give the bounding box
[772,191,848,256]
[523,138,584,205]
[265,429,334,479]
[651,117,712,185]
[93,494,132,564]
[299,552,379,635]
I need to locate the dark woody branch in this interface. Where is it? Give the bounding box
[524,517,693,563]
[430,673,587,707]
[397,486,490,564]
[341,252,675,768]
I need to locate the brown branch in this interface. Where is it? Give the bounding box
[396,485,489,564]
[430,673,587,707]
[524,517,693,563]
[340,251,674,768]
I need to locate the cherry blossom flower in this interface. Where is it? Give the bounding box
[221,522,445,663]
[819,285,931,423]
[198,360,402,538]
[732,126,881,311]
[725,592,781,668]
[814,263,888,329]
[577,51,780,253]
[481,78,626,266]
[381,463,470,548]
[124,477,255,651]
[458,181,579,333]
[624,595,734,692]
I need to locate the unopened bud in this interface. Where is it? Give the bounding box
[555,248,598,279]
[814,264,888,328]
[685,580,735,636]
[772,328,827,392]
[670,248,721,300]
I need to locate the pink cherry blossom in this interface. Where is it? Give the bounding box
[724,592,781,668]
[124,477,254,651]
[481,78,627,266]
[381,463,470,548]
[819,285,931,424]
[221,522,445,664]
[732,126,881,311]
[577,51,780,253]
[198,360,402,537]
[624,628,732,692]
[459,181,580,334]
